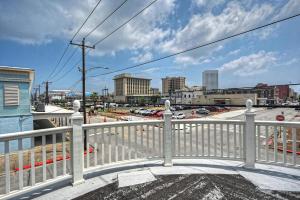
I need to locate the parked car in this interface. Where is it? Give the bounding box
[175,112,186,119]
[174,105,184,110]
[155,111,164,117]
[196,108,210,115]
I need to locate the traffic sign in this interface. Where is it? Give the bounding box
[276,115,285,121]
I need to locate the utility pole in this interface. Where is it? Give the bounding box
[70,38,95,149]
[70,38,95,125]
[43,81,52,105]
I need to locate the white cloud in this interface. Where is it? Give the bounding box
[228,49,240,56]
[193,0,225,9]
[161,1,276,65]
[0,0,175,53]
[142,67,160,73]
[130,52,153,63]
[219,51,277,76]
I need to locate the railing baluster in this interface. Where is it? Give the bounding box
[146,125,149,158]
[5,141,10,194]
[31,137,35,186]
[282,127,287,164]
[108,127,112,163]
[184,123,186,156]
[257,125,261,161]
[42,135,46,182]
[190,123,192,156]
[152,124,155,157]
[134,125,138,159]
[101,127,105,165]
[227,124,229,157]
[196,123,199,156]
[239,124,242,159]
[115,126,118,162]
[177,123,180,156]
[62,132,66,175]
[274,126,278,163]
[221,124,223,158]
[53,133,57,178]
[159,124,162,157]
[94,129,98,166]
[140,125,143,158]
[122,126,125,161]
[208,124,210,157]
[172,124,175,156]
[201,123,204,156]
[18,138,23,190]
[265,126,269,162]
[128,126,131,160]
[86,130,90,167]
[214,124,217,157]
[234,124,237,159]
[292,128,296,166]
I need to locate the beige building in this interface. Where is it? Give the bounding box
[192,93,257,105]
[162,76,186,96]
[114,73,154,103]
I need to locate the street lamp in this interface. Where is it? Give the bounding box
[78,66,109,72]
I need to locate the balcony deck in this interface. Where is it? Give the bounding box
[15,159,300,200]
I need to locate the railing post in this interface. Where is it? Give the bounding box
[163,100,173,166]
[244,99,256,168]
[71,100,85,185]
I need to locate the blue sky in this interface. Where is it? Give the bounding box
[0,0,300,93]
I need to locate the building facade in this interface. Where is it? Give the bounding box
[162,76,186,96]
[114,73,153,103]
[174,86,204,104]
[202,70,218,90]
[0,66,35,134]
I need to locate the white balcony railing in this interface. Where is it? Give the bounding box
[0,99,299,199]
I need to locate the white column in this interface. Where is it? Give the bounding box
[244,99,256,168]
[71,100,85,186]
[163,100,173,167]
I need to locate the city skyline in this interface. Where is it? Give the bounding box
[0,0,300,94]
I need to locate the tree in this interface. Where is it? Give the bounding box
[90,92,98,106]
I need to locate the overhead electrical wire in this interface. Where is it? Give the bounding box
[89,12,300,77]
[46,0,103,81]
[84,0,129,38]
[92,0,158,47]
[50,0,132,82]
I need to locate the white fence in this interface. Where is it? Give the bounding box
[0,100,299,199]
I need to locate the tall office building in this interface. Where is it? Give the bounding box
[162,76,186,96]
[202,70,218,90]
[114,73,152,103]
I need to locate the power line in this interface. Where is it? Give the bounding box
[52,48,96,83]
[84,0,129,38]
[52,58,82,83]
[92,0,158,47]
[89,12,300,77]
[46,0,102,80]
[47,44,69,80]
[50,48,79,81]
[71,0,103,42]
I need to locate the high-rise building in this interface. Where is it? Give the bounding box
[162,76,186,96]
[202,70,218,90]
[114,73,153,103]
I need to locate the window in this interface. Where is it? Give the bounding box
[4,84,19,106]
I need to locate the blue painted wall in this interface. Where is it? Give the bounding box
[0,69,33,152]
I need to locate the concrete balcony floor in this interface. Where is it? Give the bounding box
[16,159,300,200]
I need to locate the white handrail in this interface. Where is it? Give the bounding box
[0,126,72,141]
[82,120,164,129]
[255,120,300,128]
